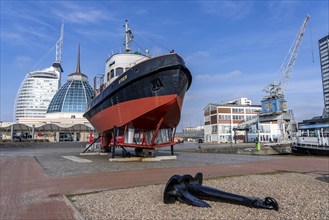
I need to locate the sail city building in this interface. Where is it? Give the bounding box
[14,24,64,122]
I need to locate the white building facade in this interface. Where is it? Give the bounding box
[14,63,62,121]
[319,35,329,117]
[203,100,261,143]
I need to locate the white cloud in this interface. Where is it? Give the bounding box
[287,79,322,94]
[200,1,253,20]
[134,9,149,16]
[184,51,210,63]
[195,70,242,82]
[52,2,114,25]
[14,56,32,68]
[267,1,301,24]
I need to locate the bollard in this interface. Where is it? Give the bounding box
[256,142,261,151]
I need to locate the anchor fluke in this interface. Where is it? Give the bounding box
[163,175,211,208]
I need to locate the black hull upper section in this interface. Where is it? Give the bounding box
[291,145,329,156]
[84,53,192,120]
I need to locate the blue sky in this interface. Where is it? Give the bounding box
[1,1,328,129]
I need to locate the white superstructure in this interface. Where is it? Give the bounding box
[14,23,64,121]
[95,20,149,96]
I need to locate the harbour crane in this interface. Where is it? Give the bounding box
[264,15,310,100]
[259,15,310,144]
[262,14,310,114]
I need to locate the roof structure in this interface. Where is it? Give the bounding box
[46,45,93,114]
[0,122,93,133]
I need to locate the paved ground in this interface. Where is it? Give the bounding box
[0,142,328,220]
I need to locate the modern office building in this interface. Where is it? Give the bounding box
[203,98,262,143]
[319,34,329,118]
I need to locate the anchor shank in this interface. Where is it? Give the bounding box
[174,183,211,208]
[186,184,254,207]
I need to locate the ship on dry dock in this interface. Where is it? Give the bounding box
[83,21,192,156]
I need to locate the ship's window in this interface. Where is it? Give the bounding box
[110,69,115,78]
[116,67,124,76]
[107,72,110,81]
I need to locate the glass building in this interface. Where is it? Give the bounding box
[14,63,63,121]
[46,46,93,119]
[319,34,329,118]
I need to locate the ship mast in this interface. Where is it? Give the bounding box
[125,20,133,53]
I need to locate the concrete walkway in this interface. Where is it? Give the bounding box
[0,155,328,219]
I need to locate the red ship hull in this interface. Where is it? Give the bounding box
[89,94,182,133]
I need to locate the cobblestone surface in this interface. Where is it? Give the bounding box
[72,173,329,220]
[35,149,277,177]
[0,142,328,220]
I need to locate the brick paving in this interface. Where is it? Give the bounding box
[0,154,328,220]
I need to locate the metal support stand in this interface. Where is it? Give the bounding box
[121,147,132,157]
[164,172,278,211]
[83,135,101,153]
[170,145,174,155]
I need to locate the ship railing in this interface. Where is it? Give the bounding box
[297,143,329,149]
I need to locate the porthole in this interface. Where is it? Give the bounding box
[151,78,163,91]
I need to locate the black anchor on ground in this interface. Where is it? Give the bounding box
[163,172,279,211]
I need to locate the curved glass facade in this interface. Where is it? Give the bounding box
[14,64,61,121]
[47,79,93,113]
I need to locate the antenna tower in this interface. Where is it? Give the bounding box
[125,20,134,53]
[55,22,64,63]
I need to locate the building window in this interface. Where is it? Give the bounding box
[205,105,217,114]
[218,114,231,120]
[232,108,244,113]
[218,125,231,134]
[212,125,217,134]
[232,115,244,120]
